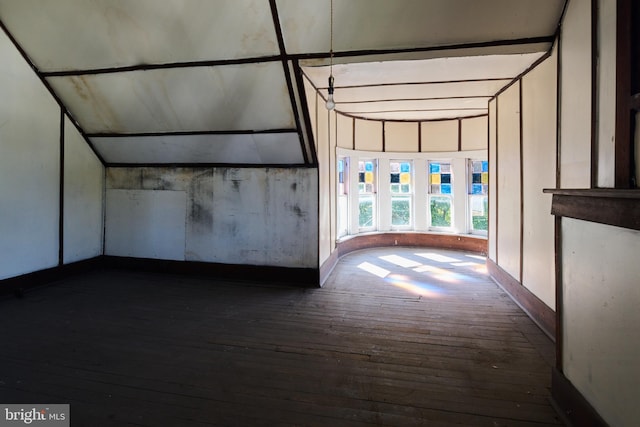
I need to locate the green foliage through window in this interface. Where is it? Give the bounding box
[471,197,488,231]
[430,196,451,227]
[359,198,373,228]
[391,198,411,226]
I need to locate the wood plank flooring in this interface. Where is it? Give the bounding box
[0,248,561,426]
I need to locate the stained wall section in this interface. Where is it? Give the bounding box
[105,167,318,269]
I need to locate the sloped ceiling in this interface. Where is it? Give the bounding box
[0,0,565,166]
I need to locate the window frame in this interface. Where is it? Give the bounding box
[467,159,489,235]
[389,159,414,230]
[357,159,378,231]
[427,160,454,231]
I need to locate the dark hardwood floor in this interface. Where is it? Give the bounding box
[0,248,561,426]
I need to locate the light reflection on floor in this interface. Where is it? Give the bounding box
[384,274,446,298]
[355,250,488,297]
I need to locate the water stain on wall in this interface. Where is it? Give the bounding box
[188,170,214,234]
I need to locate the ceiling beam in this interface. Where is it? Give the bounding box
[38,37,555,78]
[85,129,297,138]
[268,0,309,164]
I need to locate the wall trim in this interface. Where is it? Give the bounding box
[486,258,556,341]
[0,257,318,298]
[551,368,610,427]
[0,257,103,298]
[320,232,488,286]
[103,256,318,287]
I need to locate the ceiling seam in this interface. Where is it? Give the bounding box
[86,128,298,138]
[268,0,309,165]
[336,96,494,105]
[492,48,554,100]
[0,19,106,166]
[336,111,489,124]
[293,60,319,166]
[105,162,316,169]
[314,78,515,91]
[37,37,555,78]
[292,36,556,62]
[41,55,284,77]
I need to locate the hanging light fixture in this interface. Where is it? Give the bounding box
[326,0,335,110]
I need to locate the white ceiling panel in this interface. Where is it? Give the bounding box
[305,53,546,88]
[47,62,294,134]
[303,52,546,120]
[92,133,304,164]
[277,0,564,54]
[0,0,279,71]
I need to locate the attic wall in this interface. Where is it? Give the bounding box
[0,29,104,281]
[557,1,640,425]
[105,167,318,269]
[63,117,104,264]
[488,50,557,311]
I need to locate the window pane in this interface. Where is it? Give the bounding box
[391,196,411,226]
[430,196,452,227]
[468,160,488,233]
[470,195,488,231]
[337,158,348,196]
[358,160,376,193]
[429,161,452,196]
[359,195,374,228]
[391,161,411,194]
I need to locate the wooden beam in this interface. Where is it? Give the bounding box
[544,188,640,231]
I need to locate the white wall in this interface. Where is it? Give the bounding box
[63,118,104,264]
[562,219,640,427]
[0,26,107,282]
[488,99,498,261]
[496,82,522,281]
[555,1,640,425]
[488,51,557,311]
[106,189,187,260]
[596,0,617,187]
[559,0,592,188]
[106,167,318,268]
[521,48,557,308]
[0,29,61,279]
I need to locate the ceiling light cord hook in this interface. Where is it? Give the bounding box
[326,0,336,110]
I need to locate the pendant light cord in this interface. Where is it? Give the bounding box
[326,0,336,110]
[330,0,334,73]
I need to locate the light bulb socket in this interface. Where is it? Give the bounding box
[328,75,334,95]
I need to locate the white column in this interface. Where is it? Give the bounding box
[348,155,360,235]
[377,158,391,231]
[452,157,468,234]
[413,158,428,231]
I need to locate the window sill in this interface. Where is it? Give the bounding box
[543,188,640,231]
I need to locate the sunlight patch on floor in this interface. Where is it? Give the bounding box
[384,274,446,298]
[415,253,461,263]
[355,250,488,297]
[357,261,390,278]
[378,254,422,268]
